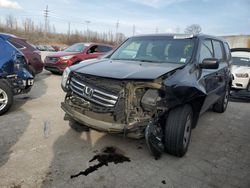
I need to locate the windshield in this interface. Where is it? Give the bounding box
[110,36,195,64]
[232,57,250,66]
[64,43,87,52]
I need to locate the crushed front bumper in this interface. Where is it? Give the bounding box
[61,101,146,138]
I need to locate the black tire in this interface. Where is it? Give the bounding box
[213,85,229,113]
[0,81,13,115]
[164,104,193,157]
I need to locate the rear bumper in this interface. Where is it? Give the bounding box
[61,101,146,138]
[44,63,68,73]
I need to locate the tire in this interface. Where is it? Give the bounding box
[164,104,193,157]
[0,81,13,115]
[213,85,229,113]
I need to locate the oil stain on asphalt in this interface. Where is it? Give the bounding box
[70,146,130,178]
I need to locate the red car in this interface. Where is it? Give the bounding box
[44,43,113,74]
[4,33,44,75]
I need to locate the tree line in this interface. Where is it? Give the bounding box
[0,15,125,46]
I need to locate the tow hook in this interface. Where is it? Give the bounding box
[145,119,164,159]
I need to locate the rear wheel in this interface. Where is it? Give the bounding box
[164,104,193,157]
[213,85,229,113]
[0,81,13,115]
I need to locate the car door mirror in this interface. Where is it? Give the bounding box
[200,58,219,69]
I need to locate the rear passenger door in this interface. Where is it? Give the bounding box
[212,39,228,98]
[198,39,220,113]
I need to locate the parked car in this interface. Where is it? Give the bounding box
[0,34,34,115]
[231,48,250,90]
[36,45,47,51]
[0,33,44,75]
[44,43,113,74]
[52,45,61,51]
[60,34,232,158]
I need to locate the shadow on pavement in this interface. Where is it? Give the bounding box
[0,71,49,168]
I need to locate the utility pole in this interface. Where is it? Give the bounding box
[44,5,49,38]
[115,20,119,43]
[68,22,71,43]
[132,24,136,36]
[85,20,90,41]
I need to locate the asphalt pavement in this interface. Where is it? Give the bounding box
[0,71,250,188]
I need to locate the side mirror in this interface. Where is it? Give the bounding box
[200,58,219,69]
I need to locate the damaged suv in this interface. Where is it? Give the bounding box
[61,34,231,157]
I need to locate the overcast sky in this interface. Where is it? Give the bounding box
[0,0,249,36]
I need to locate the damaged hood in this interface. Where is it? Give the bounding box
[71,59,184,80]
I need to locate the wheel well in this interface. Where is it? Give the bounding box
[188,96,206,129]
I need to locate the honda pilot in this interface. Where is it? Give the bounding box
[61,34,232,157]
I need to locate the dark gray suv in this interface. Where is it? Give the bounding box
[61,34,232,158]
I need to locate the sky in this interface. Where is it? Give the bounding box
[0,0,249,36]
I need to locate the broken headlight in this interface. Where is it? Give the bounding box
[61,67,71,90]
[141,89,161,111]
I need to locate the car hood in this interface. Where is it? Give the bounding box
[231,65,250,74]
[46,51,79,58]
[70,59,185,80]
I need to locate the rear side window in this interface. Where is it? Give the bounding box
[98,45,113,53]
[199,40,213,62]
[0,38,5,57]
[8,40,25,49]
[212,40,223,60]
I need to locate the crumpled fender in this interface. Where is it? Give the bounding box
[17,67,33,80]
[163,65,206,108]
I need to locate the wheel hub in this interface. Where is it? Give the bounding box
[0,88,8,111]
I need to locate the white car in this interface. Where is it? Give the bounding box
[231,48,250,90]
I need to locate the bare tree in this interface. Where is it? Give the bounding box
[185,24,202,34]
[23,18,34,32]
[5,14,15,29]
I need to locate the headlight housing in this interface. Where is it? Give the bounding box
[235,73,249,78]
[61,67,71,90]
[60,55,74,60]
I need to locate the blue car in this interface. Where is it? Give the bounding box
[0,34,34,115]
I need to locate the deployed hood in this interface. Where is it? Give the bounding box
[46,51,79,58]
[70,59,184,80]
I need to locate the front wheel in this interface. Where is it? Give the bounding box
[164,104,193,157]
[0,81,13,115]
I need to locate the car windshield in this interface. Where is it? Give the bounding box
[64,43,87,52]
[232,57,250,66]
[110,36,195,64]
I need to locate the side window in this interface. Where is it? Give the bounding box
[212,40,223,60]
[0,38,5,57]
[88,45,98,53]
[98,45,112,53]
[8,40,25,49]
[199,40,213,62]
[224,42,231,61]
